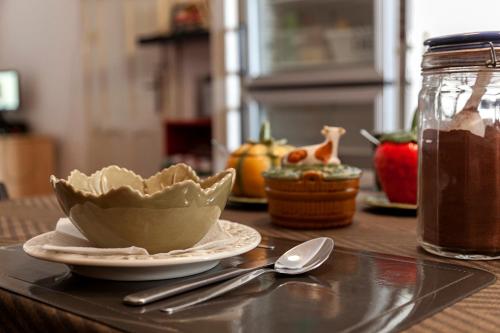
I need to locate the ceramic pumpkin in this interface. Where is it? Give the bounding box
[226,122,294,198]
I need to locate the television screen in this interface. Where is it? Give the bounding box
[0,70,20,111]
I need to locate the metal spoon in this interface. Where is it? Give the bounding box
[161,237,334,314]
[448,70,490,137]
[360,129,381,146]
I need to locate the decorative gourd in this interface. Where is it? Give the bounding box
[226,122,294,198]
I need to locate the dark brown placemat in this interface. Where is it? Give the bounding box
[0,237,495,333]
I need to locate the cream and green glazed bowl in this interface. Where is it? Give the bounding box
[50,164,235,254]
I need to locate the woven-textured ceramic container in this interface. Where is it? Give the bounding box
[264,168,361,229]
[51,164,235,253]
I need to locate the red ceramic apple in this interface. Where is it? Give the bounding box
[374,132,418,204]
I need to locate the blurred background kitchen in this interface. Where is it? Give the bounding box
[0,0,499,198]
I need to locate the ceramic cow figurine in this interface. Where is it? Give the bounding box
[284,126,346,166]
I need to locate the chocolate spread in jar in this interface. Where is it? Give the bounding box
[420,124,500,253]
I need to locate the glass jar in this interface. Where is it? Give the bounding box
[417,32,500,259]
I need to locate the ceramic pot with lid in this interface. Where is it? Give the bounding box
[417,31,500,259]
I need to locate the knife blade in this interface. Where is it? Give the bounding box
[123,257,277,306]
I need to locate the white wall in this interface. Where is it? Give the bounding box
[406,0,500,127]
[81,0,164,178]
[0,0,170,178]
[0,0,86,176]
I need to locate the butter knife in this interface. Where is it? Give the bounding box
[123,257,276,306]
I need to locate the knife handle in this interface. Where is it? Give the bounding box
[123,266,251,306]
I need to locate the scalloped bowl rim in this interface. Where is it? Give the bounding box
[50,164,236,200]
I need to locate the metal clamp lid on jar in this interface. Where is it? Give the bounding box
[422,31,500,71]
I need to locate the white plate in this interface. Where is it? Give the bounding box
[228,196,267,205]
[364,194,417,211]
[23,220,261,281]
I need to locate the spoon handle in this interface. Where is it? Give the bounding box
[161,268,274,314]
[463,70,492,111]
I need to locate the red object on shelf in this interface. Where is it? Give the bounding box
[374,141,418,204]
[165,118,212,157]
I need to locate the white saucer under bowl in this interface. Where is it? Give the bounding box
[23,220,261,281]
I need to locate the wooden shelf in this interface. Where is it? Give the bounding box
[138,29,209,46]
[165,118,212,157]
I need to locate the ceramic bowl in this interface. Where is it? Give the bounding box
[51,164,235,253]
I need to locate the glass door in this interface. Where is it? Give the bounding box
[241,0,398,87]
[242,85,396,168]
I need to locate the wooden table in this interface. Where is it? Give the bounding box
[0,195,499,332]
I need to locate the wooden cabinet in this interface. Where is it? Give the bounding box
[0,135,55,198]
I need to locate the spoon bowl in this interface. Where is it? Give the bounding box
[162,237,334,314]
[274,237,334,272]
